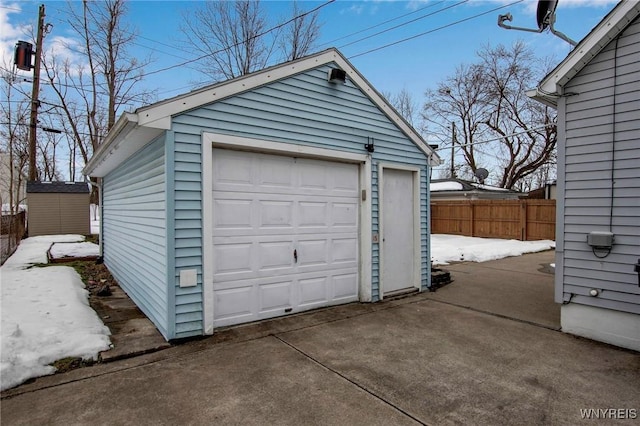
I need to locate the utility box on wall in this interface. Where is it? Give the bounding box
[26,182,90,236]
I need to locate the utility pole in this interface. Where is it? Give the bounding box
[450,121,457,178]
[28,4,45,182]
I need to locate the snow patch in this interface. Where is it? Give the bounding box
[431,234,555,266]
[430,181,464,191]
[1,235,111,391]
[50,242,100,259]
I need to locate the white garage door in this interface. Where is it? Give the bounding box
[211,149,359,327]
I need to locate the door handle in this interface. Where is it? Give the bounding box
[294,249,298,263]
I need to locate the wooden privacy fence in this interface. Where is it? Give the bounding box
[431,200,556,241]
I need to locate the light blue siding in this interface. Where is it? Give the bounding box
[169,63,430,336]
[102,136,169,338]
[559,16,640,314]
[172,130,204,338]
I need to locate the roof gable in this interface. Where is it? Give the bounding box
[85,48,440,176]
[528,1,640,107]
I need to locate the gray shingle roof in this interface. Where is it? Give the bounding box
[27,181,90,194]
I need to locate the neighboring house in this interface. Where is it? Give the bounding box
[26,182,90,236]
[84,48,442,341]
[430,178,524,201]
[527,182,557,200]
[0,153,27,213]
[528,1,640,351]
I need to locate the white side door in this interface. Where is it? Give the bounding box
[380,167,419,296]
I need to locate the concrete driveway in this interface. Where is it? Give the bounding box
[427,250,560,330]
[2,253,638,425]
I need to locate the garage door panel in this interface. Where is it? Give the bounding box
[259,201,294,228]
[258,241,294,270]
[258,156,295,188]
[332,202,359,227]
[214,285,255,321]
[212,148,359,328]
[331,238,358,263]
[213,151,254,190]
[299,276,330,307]
[296,239,328,265]
[298,202,329,227]
[259,280,294,313]
[333,273,359,300]
[213,199,253,230]
[213,243,253,275]
[331,164,360,195]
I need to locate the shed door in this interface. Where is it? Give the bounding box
[211,149,359,327]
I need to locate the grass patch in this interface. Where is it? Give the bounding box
[51,357,95,373]
[24,260,117,294]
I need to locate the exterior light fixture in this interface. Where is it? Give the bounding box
[328,68,346,84]
[365,137,375,153]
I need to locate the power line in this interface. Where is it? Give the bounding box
[0,5,22,12]
[349,0,525,59]
[319,0,447,48]
[339,0,467,50]
[143,0,336,79]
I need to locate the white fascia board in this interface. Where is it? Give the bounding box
[535,1,640,99]
[135,48,441,166]
[83,112,138,176]
[83,112,164,177]
[136,49,343,128]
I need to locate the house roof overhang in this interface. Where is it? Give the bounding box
[528,0,640,108]
[84,48,442,177]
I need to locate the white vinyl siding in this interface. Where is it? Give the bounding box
[102,137,169,337]
[560,16,640,314]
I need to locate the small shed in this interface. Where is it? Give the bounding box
[26,182,90,236]
[84,48,442,341]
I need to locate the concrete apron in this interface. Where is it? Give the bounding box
[2,253,639,425]
[426,250,560,330]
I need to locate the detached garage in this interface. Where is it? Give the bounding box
[84,48,441,341]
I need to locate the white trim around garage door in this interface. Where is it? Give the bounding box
[377,162,422,300]
[201,132,372,333]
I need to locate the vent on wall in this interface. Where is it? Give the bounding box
[328,68,346,84]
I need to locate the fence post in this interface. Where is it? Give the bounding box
[470,201,475,237]
[520,200,527,241]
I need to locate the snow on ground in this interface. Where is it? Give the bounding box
[91,220,99,235]
[0,235,111,391]
[431,234,555,266]
[90,204,100,235]
[50,242,100,259]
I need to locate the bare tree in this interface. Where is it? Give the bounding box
[182,0,324,82]
[422,42,556,189]
[279,0,321,61]
[42,0,153,184]
[382,88,420,127]
[0,71,30,213]
[181,0,273,81]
